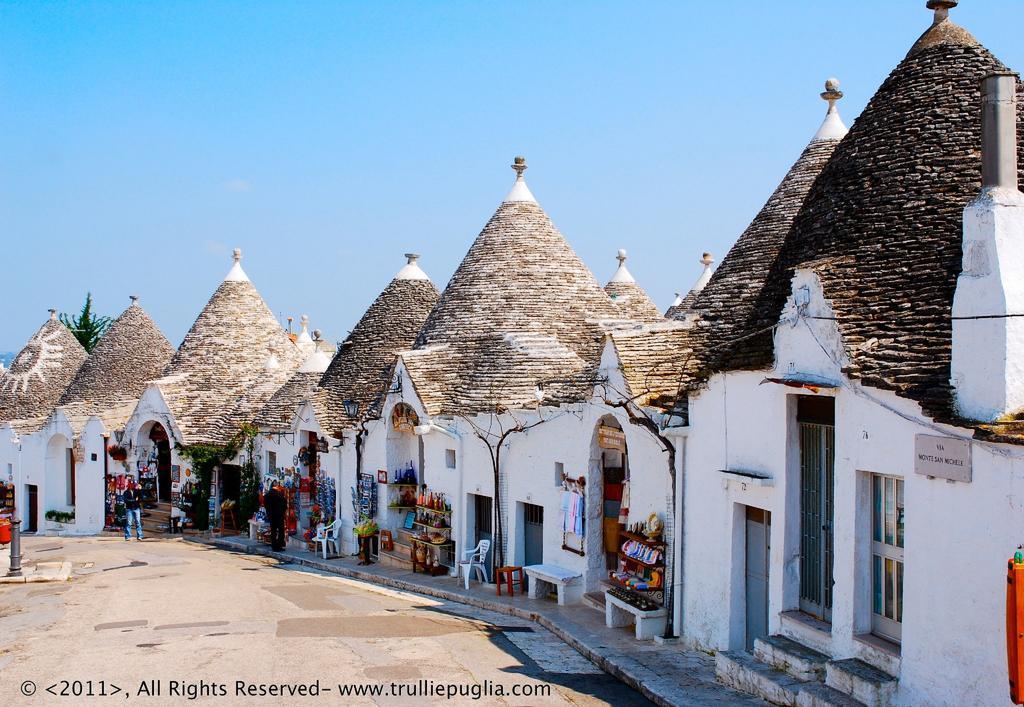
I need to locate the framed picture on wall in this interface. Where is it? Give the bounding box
[377,470,388,484]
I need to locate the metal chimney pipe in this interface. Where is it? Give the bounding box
[981,72,1020,191]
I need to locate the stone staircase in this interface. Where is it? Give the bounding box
[377,533,415,570]
[716,635,897,706]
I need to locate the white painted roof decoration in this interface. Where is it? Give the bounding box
[504,156,537,203]
[49,308,57,321]
[395,252,431,281]
[264,346,281,370]
[297,315,312,344]
[670,292,683,308]
[297,348,332,374]
[609,249,636,284]
[812,78,849,142]
[224,247,250,282]
[690,252,715,295]
[928,0,957,22]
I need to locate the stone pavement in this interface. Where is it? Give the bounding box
[196,534,764,707]
[0,541,71,584]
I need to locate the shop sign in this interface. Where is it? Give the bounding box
[914,434,972,483]
[597,425,626,451]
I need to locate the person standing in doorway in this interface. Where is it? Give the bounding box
[123,480,144,541]
[266,481,286,551]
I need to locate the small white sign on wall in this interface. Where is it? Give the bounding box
[914,434,972,483]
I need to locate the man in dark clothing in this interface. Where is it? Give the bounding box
[123,480,144,541]
[265,481,286,551]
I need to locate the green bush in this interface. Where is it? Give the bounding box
[44,509,75,523]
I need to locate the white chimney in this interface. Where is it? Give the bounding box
[951,72,1024,421]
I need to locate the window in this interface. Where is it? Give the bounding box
[871,473,904,642]
[267,451,277,475]
[555,461,564,487]
[445,449,456,469]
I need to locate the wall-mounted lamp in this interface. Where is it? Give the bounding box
[343,400,360,418]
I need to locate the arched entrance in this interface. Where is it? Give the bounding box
[587,416,628,586]
[136,421,173,533]
[44,433,74,525]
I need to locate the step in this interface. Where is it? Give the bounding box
[796,682,866,707]
[377,549,414,569]
[716,650,806,706]
[825,658,897,707]
[582,591,606,613]
[755,635,830,682]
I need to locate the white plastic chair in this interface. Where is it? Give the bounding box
[314,520,341,559]
[458,539,491,589]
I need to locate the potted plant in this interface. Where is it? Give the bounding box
[44,509,75,533]
[108,444,128,461]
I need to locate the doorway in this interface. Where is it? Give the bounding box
[473,494,493,574]
[523,502,544,567]
[26,484,38,533]
[745,507,771,651]
[798,396,835,622]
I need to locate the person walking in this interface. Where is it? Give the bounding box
[266,481,286,551]
[123,480,144,541]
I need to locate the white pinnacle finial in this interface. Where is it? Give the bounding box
[129,295,139,305]
[396,252,430,280]
[48,308,57,321]
[297,314,312,343]
[927,0,957,23]
[812,77,849,142]
[505,155,537,203]
[225,246,250,282]
[689,252,715,296]
[609,248,636,284]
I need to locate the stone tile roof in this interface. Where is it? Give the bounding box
[0,312,87,430]
[313,270,439,436]
[154,251,305,445]
[607,324,699,411]
[740,13,1024,423]
[673,128,843,374]
[604,250,664,322]
[407,162,626,416]
[56,297,175,432]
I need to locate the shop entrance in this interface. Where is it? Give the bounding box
[26,484,39,532]
[597,419,627,570]
[151,425,172,503]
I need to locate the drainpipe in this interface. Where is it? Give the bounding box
[415,420,462,576]
[662,424,689,639]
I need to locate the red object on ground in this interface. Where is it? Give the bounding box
[1007,559,1024,704]
[0,520,10,544]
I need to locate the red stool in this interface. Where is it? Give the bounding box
[495,565,524,596]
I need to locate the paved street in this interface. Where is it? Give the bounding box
[0,536,649,706]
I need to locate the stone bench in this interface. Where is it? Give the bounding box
[604,591,667,640]
[523,564,584,606]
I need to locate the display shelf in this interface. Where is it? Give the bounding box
[608,576,661,593]
[416,505,451,515]
[413,521,451,530]
[389,483,419,488]
[621,530,666,547]
[401,529,454,546]
[387,505,415,510]
[618,551,661,568]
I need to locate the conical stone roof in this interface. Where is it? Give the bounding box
[0,311,87,430]
[57,297,175,431]
[407,159,622,415]
[672,79,848,375]
[746,6,1024,421]
[156,249,305,444]
[311,255,439,436]
[604,249,664,322]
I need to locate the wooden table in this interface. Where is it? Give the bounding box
[495,565,524,596]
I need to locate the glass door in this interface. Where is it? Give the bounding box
[871,474,904,642]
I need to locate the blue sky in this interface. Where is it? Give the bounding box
[1,1,1020,353]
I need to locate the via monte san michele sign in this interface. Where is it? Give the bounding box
[914,434,972,483]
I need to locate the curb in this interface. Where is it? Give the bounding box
[0,561,72,584]
[188,535,677,707]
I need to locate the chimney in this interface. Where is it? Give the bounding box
[951,72,1024,421]
[981,73,1019,191]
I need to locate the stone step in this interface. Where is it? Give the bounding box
[825,658,897,707]
[377,549,414,569]
[582,591,606,613]
[754,634,830,682]
[716,650,806,706]
[796,682,866,707]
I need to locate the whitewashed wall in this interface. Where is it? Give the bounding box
[681,270,1024,707]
